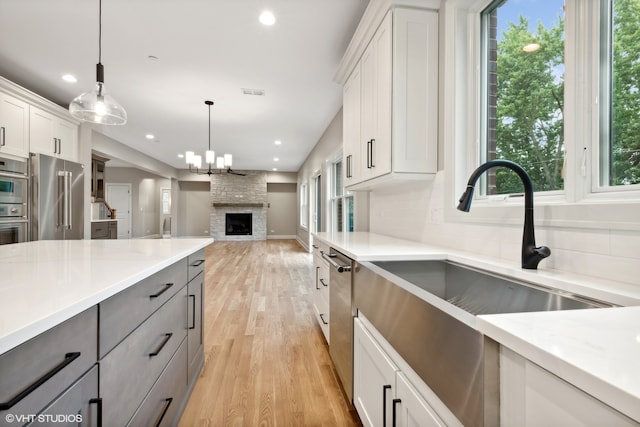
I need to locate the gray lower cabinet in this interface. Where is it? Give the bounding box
[100,286,188,427]
[187,273,204,384]
[127,339,188,427]
[99,257,188,358]
[0,308,98,427]
[26,366,99,427]
[0,251,206,427]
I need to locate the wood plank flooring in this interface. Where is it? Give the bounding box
[178,240,362,427]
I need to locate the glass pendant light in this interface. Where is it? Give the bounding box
[69,0,127,125]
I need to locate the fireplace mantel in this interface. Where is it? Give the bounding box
[212,202,266,208]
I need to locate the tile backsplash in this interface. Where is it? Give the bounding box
[368,172,640,287]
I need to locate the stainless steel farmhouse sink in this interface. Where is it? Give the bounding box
[371,260,610,315]
[353,260,614,427]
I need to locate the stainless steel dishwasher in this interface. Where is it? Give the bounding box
[322,248,355,402]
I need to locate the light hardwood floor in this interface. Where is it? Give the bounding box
[178,240,362,427]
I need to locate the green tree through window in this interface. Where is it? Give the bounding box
[484,1,565,194]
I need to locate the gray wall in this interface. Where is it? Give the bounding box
[104,167,170,238]
[267,183,297,238]
[178,181,210,237]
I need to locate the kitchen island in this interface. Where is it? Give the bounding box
[0,238,212,426]
[314,231,640,425]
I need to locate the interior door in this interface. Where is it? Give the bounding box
[106,183,131,239]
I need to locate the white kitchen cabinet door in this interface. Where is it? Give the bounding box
[395,372,445,427]
[0,92,29,158]
[30,106,78,161]
[359,11,392,183]
[343,66,361,186]
[500,346,638,426]
[354,317,398,427]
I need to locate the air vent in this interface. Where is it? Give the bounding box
[241,88,265,96]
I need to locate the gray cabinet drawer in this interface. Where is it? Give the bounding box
[99,257,188,357]
[26,365,99,427]
[187,275,204,384]
[0,308,97,424]
[187,249,205,282]
[100,286,187,427]
[127,338,188,427]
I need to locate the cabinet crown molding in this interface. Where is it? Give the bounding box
[334,0,440,85]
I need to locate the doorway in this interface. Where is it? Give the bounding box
[106,183,132,239]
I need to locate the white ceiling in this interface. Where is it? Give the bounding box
[0,0,368,172]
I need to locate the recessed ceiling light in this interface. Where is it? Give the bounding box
[273,157,279,162]
[178,154,184,158]
[148,55,159,61]
[62,74,77,83]
[259,10,276,26]
[274,140,282,146]
[272,168,278,171]
[145,134,155,140]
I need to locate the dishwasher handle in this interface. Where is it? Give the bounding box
[322,251,352,273]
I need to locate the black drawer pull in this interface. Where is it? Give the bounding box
[149,283,173,299]
[189,294,196,329]
[382,384,391,427]
[190,259,204,267]
[154,397,173,427]
[89,397,103,427]
[0,352,81,410]
[392,398,402,427]
[149,333,172,357]
[319,313,328,325]
[319,278,328,287]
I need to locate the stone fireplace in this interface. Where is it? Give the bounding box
[210,171,267,241]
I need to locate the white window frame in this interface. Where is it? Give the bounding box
[311,170,322,233]
[299,181,308,230]
[329,150,354,233]
[443,0,640,232]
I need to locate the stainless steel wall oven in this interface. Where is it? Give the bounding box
[0,156,29,244]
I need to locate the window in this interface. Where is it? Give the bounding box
[481,0,565,195]
[600,0,640,187]
[300,182,308,229]
[446,0,639,230]
[312,173,322,233]
[330,157,354,232]
[476,0,640,200]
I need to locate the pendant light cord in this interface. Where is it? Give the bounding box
[98,0,102,64]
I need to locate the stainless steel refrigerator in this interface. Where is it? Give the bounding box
[30,153,84,240]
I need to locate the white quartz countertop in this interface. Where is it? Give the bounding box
[0,238,212,355]
[314,231,640,421]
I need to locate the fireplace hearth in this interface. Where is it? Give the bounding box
[226,213,252,236]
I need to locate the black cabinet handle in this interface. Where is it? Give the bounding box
[367,140,372,168]
[149,283,173,299]
[320,278,328,287]
[0,352,81,410]
[382,384,392,427]
[319,313,328,325]
[315,266,320,290]
[392,398,401,427]
[149,333,172,357]
[190,259,204,267]
[89,397,103,427]
[312,244,318,249]
[370,138,376,168]
[189,294,196,329]
[153,397,173,427]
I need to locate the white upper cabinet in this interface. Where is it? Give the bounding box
[30,106,79,162]
[0,92,29,158]
[341,6,439,190]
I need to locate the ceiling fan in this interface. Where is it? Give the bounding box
[226,168,246,176]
